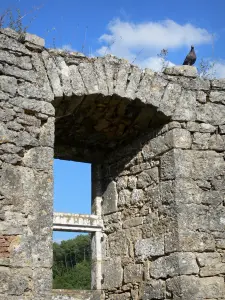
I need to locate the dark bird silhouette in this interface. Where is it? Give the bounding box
[183,45,196,66]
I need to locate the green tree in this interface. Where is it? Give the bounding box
[53,234,91,289]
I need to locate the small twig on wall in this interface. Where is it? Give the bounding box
[81,26,88,55]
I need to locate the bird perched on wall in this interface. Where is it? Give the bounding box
[183,45,196,66]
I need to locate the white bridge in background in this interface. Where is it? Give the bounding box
[53,212,103,232]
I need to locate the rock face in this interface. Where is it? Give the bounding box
[0,28,225,300]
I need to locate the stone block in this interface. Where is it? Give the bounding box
[124,264,143,283]
[114,61,130,97]
[0,33,30,55]
[165,230,215,253]
[93,59,108,95]
[164,65,198,77]
[166,128,192,149]
[142,280,166,300]
[118,189,131,207]
[42,51,63,98]
[78,62,99,94]
[9,97,55,116]
[135,235,164,259]
[0,75,17,95]
[197,102,225,125]
[23,32,45,47]
[69,64,86,95]
[102,181,118,214]
[108,293,131,300]
[192,132,210,149]
[209,134,225,151]
[0,266,9,293]
[130,189,145,204]
[172,89,196,121]
[102,257,123,289]
[39,117,55,147]
[123,217,143,229]
[22,147,53,170]
[0,49,32,70]
[159,83,182,116]
[150,252,199,279]
[161,149,225,180]
[166,275,225,299]
[196,90,206,103]
[125,66,142,99]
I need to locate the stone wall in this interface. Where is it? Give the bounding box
[0,30,54,299]
[0,27,225,299]
[93,73,225,298]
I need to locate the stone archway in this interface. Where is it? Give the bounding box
[0,28,225,300]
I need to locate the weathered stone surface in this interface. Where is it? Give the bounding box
[192,132,210,149]
[69,64,86,95]
[150,252,199,279]
[23,32,45,47]
[102,181,118,214]
[124,264,143,283]
[166,275,225,299]
[164,65,198,77]
[8,97,55,115]
[114,61,130,97]
[165,230,215,253]
[125,66,142,99]
[209,134,225,151]
[159,83,182,116]
[211,78,225,89]
[196,90,206,103]
[123,217,143,229]
[102,257,123,289]
[161,149,225,180]
[0,62,36,82]
[172,89,196,121]
[0,33,30,55]
[167,128,192,149]
[78,62,99,94]
[0,76,17,96]
[42,51,63,98]
[142,280,165,299]
[22,147,53,170]
[118,189,131,207]
[0,49,32,70]
[52,290,104,300]
[39,117,55,147]
[135,236,164,258]
[197,102,225,125]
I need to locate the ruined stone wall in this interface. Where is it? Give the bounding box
[96,81,225,298]
[0,29,54,299]
[0,27,225,300]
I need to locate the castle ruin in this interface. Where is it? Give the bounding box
[0,28,225,300]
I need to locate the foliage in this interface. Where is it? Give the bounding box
[197,58,216,79]
[53,234,91,290]
[0,6,41,34]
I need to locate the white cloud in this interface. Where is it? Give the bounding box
[96,19,213,71]
[138,56,175,72]
[214,61,225,78]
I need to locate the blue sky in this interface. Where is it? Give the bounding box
[1,0,225,75]
[1,0,225,240]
